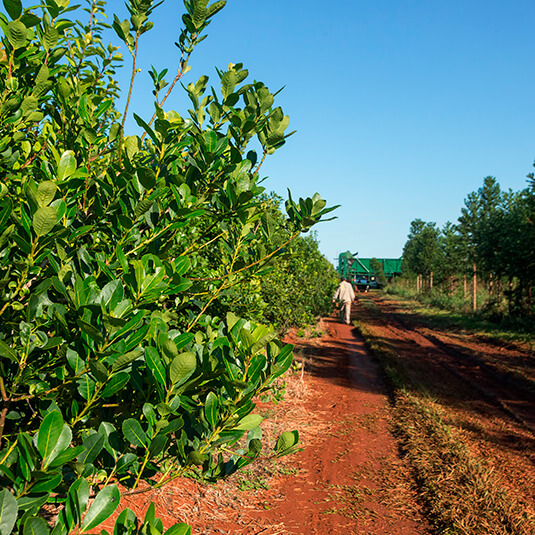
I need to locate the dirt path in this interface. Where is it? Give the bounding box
[253,317,429,534]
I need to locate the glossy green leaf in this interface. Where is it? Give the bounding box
[3,0,22,20]
[111,349,143,371]
[33,206,58,236]
[0,488,18,535]
[0,341,17,363]
[137,167,156,189]
[31,471,62,493]
[76,375,96,400]
[145,347,166,385]
[275,430,299,453]
[165,524,192,535]
[80,485,120,532]
[57,151,77,180]
[37,411,64,465]
[101,372,130,397]
[66,478,89,529]
[122,419,148,449]
[78,432,105,464]
[23,517,50,535]
[148,434,168,458]
[233,413,263,431]
[204,392,219,428]
[16,494,48,512]
[45,423,72,468]
[77,319,104,344]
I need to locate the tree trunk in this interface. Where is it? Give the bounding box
[430,271,433,292]
[464,274,467,298]
[473,262,477,312]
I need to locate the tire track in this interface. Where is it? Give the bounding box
[362,294,535,436]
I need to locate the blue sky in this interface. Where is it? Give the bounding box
[116,0,535,265]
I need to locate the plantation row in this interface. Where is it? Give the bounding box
[400,173,535,323]
[0,1,337,534]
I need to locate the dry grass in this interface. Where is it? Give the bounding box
[355,309,535,535]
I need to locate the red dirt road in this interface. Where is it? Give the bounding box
[253,317,428,534]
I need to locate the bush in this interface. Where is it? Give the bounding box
[0,1,334,533]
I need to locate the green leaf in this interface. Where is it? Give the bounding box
[43,26,59,50]
[112,349,144,371]
[122,419,148,449]
[202,130,217,152]
[206,0,226,19]
[145,347,166,386]
[3,0,23,20]
[275,430,299,453]
[101,372,130,398]
[48,445,85,468]
[21,95,38,116]
[37,411,64,465]
[78,432,105,464]
[31,472,62,493]
[58,151,77,181]
[221,70,237,100]
[6,20,26,49]
[36,181,57,208]
[33,206,58,237]
[148,434,168,459]
[45,423,72,468]
[77,375,96,400]
[77,319,104,344]
[0,340,17,363]
[134,198,153,219]
[173,332,194,351]
[66,478,89,529]
[137,167,156,189]
[0,488,18,535]
[80,485,120,532]
[204,392,218,428]
[169,352,196,386]
[234,413,263,431]
[161,338,178,360]
[164,524,191,535]
[23,516,50,535]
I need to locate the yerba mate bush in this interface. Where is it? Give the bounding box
[0,0,336,533]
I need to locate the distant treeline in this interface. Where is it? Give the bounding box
[400,168,535,322]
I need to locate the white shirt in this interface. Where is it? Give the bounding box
[334,280,355,303]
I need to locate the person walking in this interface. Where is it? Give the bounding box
[333,277,356,324]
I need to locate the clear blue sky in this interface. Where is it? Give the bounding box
[117,0,535,265]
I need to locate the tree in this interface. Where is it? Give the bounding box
[369,257,387,286]
[402,219,442,289]
[0,1,336,533]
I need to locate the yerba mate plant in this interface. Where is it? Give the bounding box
[0,0,336,533]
